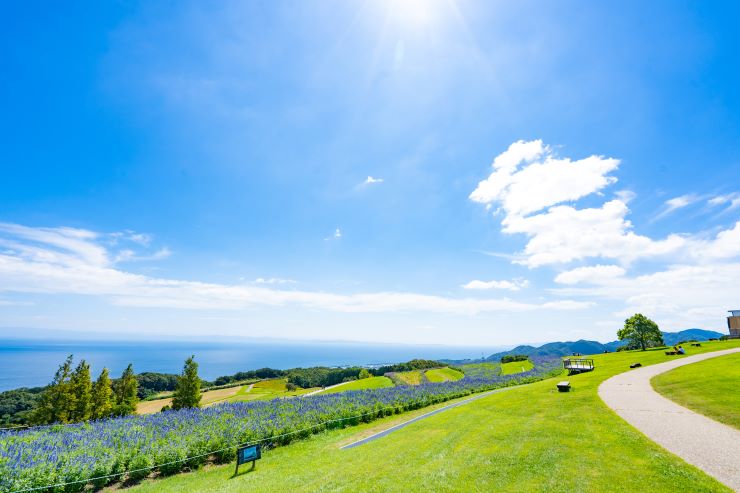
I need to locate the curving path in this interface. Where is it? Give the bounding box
[599,347,740,491]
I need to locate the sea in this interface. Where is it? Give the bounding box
[0,338,502,392]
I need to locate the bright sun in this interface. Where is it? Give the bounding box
[387,0,439,28]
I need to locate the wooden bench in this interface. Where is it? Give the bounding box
[557,381,571,392]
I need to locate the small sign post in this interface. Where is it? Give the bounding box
[235,444,262,475]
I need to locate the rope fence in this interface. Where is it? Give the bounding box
[10,398,462,493]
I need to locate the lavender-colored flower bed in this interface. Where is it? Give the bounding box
[0,358,561,492]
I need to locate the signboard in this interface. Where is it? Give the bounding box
[235,444,262,474]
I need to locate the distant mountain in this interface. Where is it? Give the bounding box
[660,329,725,346]
[445,328,727,364]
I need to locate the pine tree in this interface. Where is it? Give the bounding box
[172,355,201,410]
[91,367,114,420]
[33,354,75,424]
[69,359,92,422]
[113,364,138,416]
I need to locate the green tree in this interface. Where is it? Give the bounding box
[33,354,75,424]
[618,313,664,351]
[69,359,92,422]
[358,369,371,379]
[172,355,201,410]
[91,368,114,420]
[114,364,138,416]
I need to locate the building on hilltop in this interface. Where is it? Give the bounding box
[728,310,740,338]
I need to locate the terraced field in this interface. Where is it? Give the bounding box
[424,367,463,382]
[393,370,425,385]
[500,359,534,375]
[318,376,394,394]
[226,379,318,402]
[137,379,316,414]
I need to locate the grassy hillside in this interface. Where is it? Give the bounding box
[125,340,740,492]
[500,359,534,375]
[652,352,740,430]
[318,376,394,394]
[227,379,317,403]
[393,370,425,385]
[136,379,317,413]
[424,367,463,382]
[459,362,500,378]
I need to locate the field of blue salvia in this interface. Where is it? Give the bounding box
[0,358,561,492]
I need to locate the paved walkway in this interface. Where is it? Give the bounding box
[598,348,740,491]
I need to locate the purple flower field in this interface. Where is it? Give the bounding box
[0,358,561,492]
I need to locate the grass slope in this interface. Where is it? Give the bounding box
[425,367,464,382]
[319,376,394,394]
[125,340,740,492]
[500,359,534,375]
[651,352,740,430]
[394,370,424,385]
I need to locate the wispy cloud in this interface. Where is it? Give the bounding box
[364,176,384,185]
[0,222,589,315]
[708,193,740,212]
[462,278,529,291]
[114,247,171,263]
[653,194,700,221]
[253,277,297,285]
[324,227,342,241]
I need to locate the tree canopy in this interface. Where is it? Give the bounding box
[617,313,664,351]
[172,355,202,410]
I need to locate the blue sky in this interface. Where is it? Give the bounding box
[1,0,739,345]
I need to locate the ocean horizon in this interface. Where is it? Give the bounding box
[0,338,504,392]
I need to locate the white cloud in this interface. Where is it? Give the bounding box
[114,247,171,263]
[708,193,740,211]
[0,222,589,316]
[653,194,700,220]
[502,200,686,267]
[364,176,384,185]
[553,262,740,330]
[469,140,620,217]
[462,278,529,291]
[468,142,740,268]
[614,190,636,203]
[554,265,626,285]
[323,228,342,241]
[253,277,297,285]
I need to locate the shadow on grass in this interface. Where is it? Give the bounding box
[230,462,257,479]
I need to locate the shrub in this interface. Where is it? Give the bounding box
[127,454,153,482]
[501,355,529,363]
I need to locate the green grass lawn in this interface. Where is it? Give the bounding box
[651,352,740,430]
[122,340,740,493]
[500,359,534,375]
[425,367,464,382]
[318,376,394,394]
